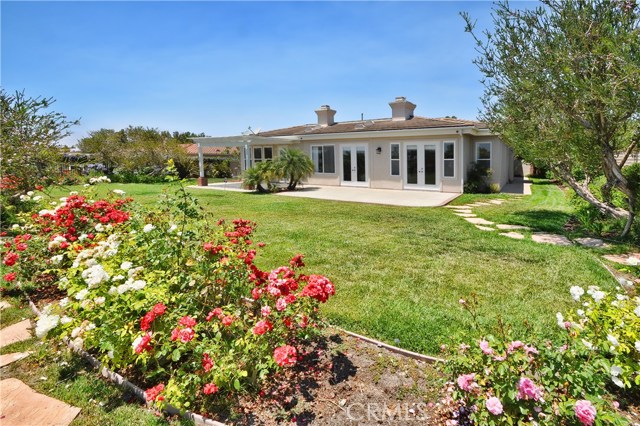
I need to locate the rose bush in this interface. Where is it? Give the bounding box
[441,289,638,425]
[3,180,336,415]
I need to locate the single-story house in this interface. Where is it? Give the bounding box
[192,97,521,193]
[180,144,241,176]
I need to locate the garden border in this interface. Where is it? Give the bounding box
[27,297,445,425]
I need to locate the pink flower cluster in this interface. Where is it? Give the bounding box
[485,396,503,415]
[171,316,197,343]
[457,373,477,392]
[516,377,543,401]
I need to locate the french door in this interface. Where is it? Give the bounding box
[404,143,439,189]
[341,145,368,186]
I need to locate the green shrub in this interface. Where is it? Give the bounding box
[464,162,493,194]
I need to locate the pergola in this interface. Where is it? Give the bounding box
[190,135,298,185]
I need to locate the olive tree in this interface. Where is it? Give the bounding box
[463,0,640,236]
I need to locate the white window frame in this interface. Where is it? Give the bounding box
[253,146,263,164]
[476,141,492,170]
[263,146,273,161]
[390,143,400,176]
[442,141,455,178]
[311,145,336,174]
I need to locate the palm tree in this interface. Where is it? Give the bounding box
[243,161,278,193]
[277,148,314,190]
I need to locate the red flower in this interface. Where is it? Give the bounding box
[171,327,195,343]
[289,254,305,268]
[203,383,218,395]
[252,320,273,335]
[178,316,197,327]
[145,383,165,402]
[15,243,27,251]
[300,275,335,303]
[140,312,155,331]
[221,315,233,327]
[3,252,18,267]
[3,272,17,282]
[257,242,266,247]
[202,353,214,372]
[206,307,223,322]
[151,303,166,316]
[135,332,153,354]
[273,345,297,367]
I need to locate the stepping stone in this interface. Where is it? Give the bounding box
[496,224,531,230]
[531,233,572,246]
[488,200,505,205]
[453,209,473,213]
[443,205,462,209]
[0,351,32,367]
[574,237,610,248]
[603,253,640,265]
[464,217,495,226]
[475,225,495,231]
[500,232,525,240]
[474,202,492,206]
[0,301,11,310]
[0,320,32,348]
[0,378,81,426]
[454,213,476,218]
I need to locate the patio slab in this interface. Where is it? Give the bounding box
[0,378,81,426]
[502,178,532,195]
[531,233,572,246]
[274,186,461,207]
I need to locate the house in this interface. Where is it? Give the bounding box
[180,144,241,176]
[192,97,519,192]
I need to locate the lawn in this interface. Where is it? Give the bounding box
[50,180,616,355]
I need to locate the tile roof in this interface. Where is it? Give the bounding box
[181,144,239,156]
[258,116,486,137]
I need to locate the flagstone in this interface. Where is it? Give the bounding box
[0,378,81,426]
[531,233,572,246]
[0,351,32,368]
[496,224,531,230]
[454,213,476,217]
[603,253,640,265]
[0,300,12,311]
[0,320,32,349]
[574,237,610,248]
[464,217,494,225]
[500,232,525,240]
[475,225,495,231]
[488,200,505,205]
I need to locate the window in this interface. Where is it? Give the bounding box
[390,143,400,176]
[264,147,273,161]
[253,147,263,164]
[476,142,491,171]
[443,142,455,178]
[311,145,335,174]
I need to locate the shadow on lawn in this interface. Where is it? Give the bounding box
[505,209,572,233]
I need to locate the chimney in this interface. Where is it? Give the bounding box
[389,96,416,121]
[315,105,336,127]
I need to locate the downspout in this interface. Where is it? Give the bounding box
[244,140,251,171]
[459,129,464,193]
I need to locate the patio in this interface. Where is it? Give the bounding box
[189,182,461,207]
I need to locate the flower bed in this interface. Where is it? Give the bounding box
[440,291,639,425]
[2,182,336,418]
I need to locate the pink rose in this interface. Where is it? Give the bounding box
[575,400,596,426]
[486,396,503,415]
[517,377,543,401]
[479,339,494,355]
[457,373,477,391]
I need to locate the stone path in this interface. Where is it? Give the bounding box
[0,351,32,368]
[445,198,611,250]
[0,320,32,348]
[0,378,81,426]
[0,301,12,310]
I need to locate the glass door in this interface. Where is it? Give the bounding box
[404,143,439,189]
[341,145,368,186]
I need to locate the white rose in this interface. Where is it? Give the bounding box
[143,224,155,233]
[569,286,584,301]
[35,314,60,338]
[75,289,89,301]
[120,261,132,271]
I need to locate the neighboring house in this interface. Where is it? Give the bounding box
[193,97,519,193]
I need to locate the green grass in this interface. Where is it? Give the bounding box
[48,181,618,355]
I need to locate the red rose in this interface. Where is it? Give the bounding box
[221,315,233,327]
[3,272,17,282]
[151,303,166,316]
[145,383,164,402]
[273,345,297,367]
[178,316,196,327]
[203,383,218,395]
[202,353,214,372]
[252,320,273,335]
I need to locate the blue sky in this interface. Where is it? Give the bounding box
[2,1,511,146]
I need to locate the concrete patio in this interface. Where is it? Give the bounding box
[189,182,461,207]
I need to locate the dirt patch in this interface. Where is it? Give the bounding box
[218,331,445,425]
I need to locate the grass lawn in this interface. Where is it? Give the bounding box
[49,180,618,355]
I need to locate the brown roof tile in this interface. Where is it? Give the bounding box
[257,116,484,137]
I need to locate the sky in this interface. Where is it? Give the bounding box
[1,1,518,146]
